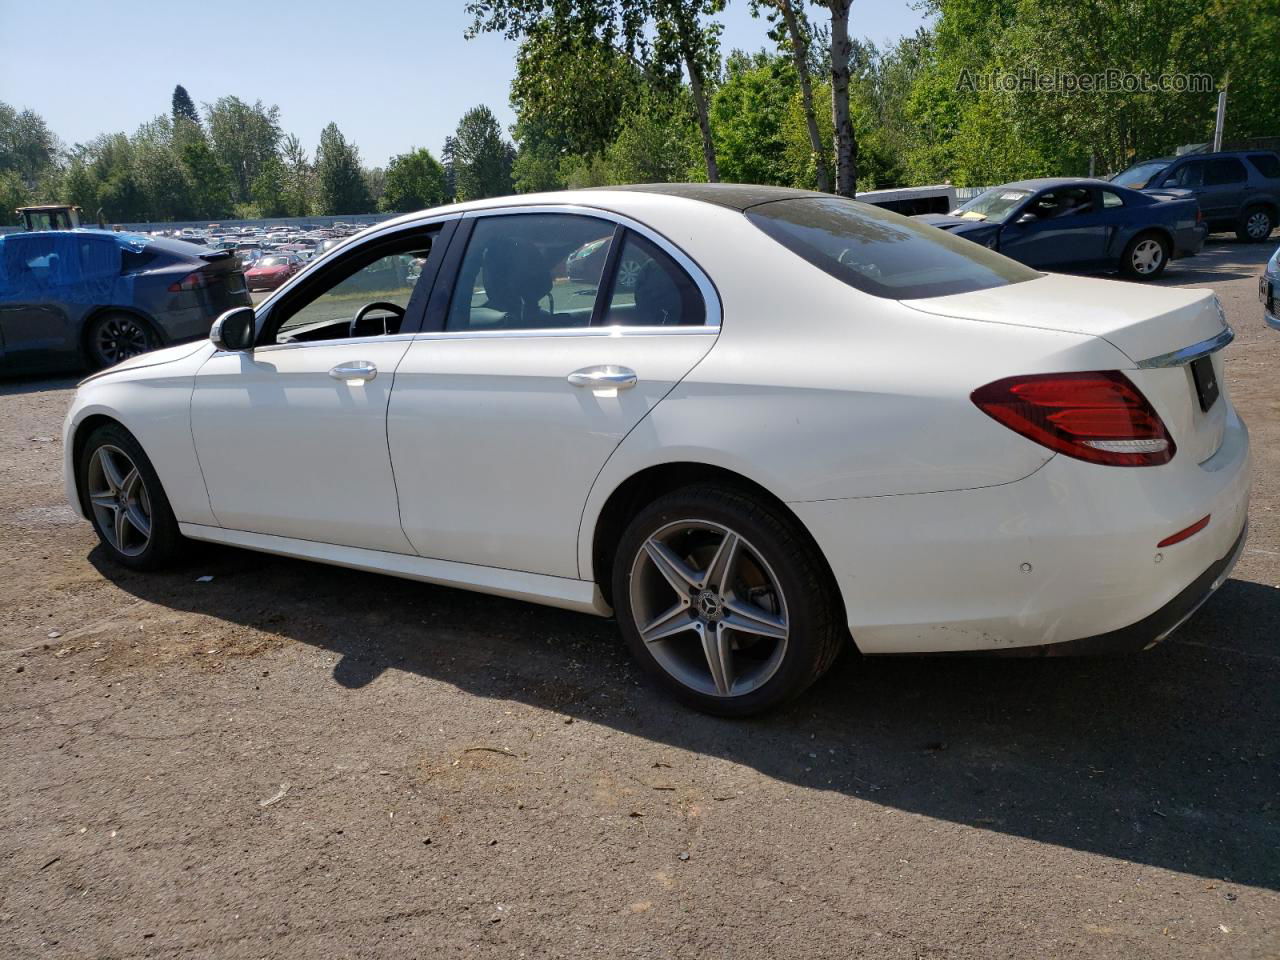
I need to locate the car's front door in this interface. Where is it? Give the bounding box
[388,210,720,579]
[189,220,453,553]
[997,187,1107,269]
[0,232,79,371]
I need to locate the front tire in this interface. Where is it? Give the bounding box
[612,485,845,716]
[77,423,185,570]
[1121,232,1170,280]
[86,312,156,370]
[1237,206,1275,242]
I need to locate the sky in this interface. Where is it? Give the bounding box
[0,0,928,168]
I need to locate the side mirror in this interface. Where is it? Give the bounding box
[1015,212,1038,224]
[210,307,256,351]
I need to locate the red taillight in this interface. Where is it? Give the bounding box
[1157,515,1210,547]
[168,270,210,292]
[971,371,1176,467]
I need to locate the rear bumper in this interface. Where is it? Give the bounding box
[1000,520,1247,655]
[1172,224,1207,259]
[793,404,1251,654]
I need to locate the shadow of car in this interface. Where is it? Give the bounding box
[0,229,250,374]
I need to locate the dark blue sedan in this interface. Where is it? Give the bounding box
[916,178,1205,280]
[0,229,250,374]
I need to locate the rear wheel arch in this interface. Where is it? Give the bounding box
[588,461,843,619]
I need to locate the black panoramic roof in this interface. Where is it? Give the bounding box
[590,182,828,211]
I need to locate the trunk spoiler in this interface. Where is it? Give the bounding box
[1136,324,1234,368]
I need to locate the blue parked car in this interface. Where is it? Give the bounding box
[0,229,250,374]
[916,178,1205,280]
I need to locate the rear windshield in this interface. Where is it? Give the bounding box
[746,196,1038,300]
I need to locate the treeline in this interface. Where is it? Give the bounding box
[2,0,1275,225]
[0,89,516,226]
[484,0,1278,194]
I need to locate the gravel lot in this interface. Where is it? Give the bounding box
[3,240,1278,959]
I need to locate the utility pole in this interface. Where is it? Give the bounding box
[1213,90,1227,152]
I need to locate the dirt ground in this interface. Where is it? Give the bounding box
[2,239,1278,959]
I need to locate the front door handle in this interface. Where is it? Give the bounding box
[329,361,378,382]
[567,365,638,389]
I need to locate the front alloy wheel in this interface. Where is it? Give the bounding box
[87,445,153,557]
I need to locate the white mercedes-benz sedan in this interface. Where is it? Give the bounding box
[63,184,1250,715]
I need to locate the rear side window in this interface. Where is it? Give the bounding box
[120,247,157,273]
[1247,153,1280,179]
[599,232,705,327]
[747,196,1038,300]
[1101,190,1125,208]
[1205,158,1247,185]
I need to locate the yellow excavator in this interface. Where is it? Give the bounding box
[16,204,84,231]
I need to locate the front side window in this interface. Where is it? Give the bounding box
[1025,187,1095,219]
[447,214,615,332]
[748,196,1039,300]
[269,228,439,341]
[1169,161,1206,188]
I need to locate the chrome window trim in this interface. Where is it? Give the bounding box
[1136,325,1234,368]
[460,203,723,330]
[409,325,718,343]
[249,333,420,354]
[253,211,460,319]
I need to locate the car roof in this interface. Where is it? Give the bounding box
[997,177,1128,190]
[584,182,827,211]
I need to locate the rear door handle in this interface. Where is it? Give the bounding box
[567,365,638,389]
[329,360,378,382]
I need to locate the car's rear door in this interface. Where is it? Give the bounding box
[1200,157,1249,222]
[387,208,720,579]
[189,219,454,553]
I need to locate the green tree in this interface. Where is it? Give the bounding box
[381,147,449,211]
[452,106,514,201]
[752,0,831,191]
[605,87,703,183]
[0,102,59,185]
[0,169,29,225]
[179,136,236,219]
[710,50,797,185]
[314,122,372,214]
[280,134,313,216]
[171,85,200,128]
[205,96,282,202]
[251,154,288,217]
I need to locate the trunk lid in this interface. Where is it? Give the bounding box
[906,273,1232,464]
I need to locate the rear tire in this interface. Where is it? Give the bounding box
[77,423,185,571]
[86,312,156,370]
[611,484,846,717]
[1121,232,1170,280]
[1237,206,1275,242]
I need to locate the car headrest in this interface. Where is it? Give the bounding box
[481,237,552,318]
[633,260,682,326]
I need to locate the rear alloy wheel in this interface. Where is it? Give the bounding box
[1122,233,1169,280]
[613,485,845,716]
[87,313,155,369]
[78,423,185,570]
[1237,206,1275,242]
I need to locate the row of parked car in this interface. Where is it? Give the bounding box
[919,148,1280,280]
[1,149,1276,375]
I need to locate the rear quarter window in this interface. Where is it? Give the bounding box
[1247,153,1280,179]
[746,196,1039,300]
